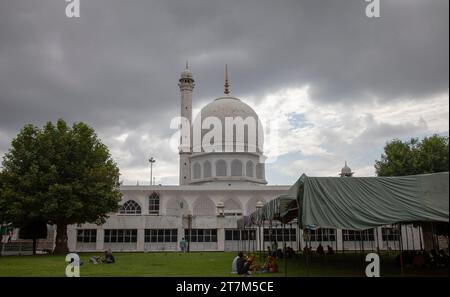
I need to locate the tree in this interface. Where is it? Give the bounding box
[375,135,449,176]
[0,119,122,254]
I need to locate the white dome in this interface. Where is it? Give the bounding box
[195,96,263,153]
[189,95,266,185]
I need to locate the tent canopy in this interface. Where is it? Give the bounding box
[237,195,298,229]
[297,172,449,230]
[236,172,448,230]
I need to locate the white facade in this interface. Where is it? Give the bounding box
[67,66,423,253]
[67,183,424,252]
[67,184,289,252]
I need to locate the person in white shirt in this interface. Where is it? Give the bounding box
[231,253,240,274]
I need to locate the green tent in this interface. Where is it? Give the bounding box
[296,172,449,230]
[237,172,449,230]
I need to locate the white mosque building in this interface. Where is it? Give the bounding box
[66,66,423,253]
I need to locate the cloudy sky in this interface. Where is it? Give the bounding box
[0,0,448,185]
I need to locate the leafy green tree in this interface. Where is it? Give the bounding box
[375,134,449,176]
[0,119,121,254]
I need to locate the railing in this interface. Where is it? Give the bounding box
[1,241,34,255]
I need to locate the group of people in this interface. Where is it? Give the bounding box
[231,252,279,275]
[266,240,296,259]
[314,243,334,255]
[396,249,449,269]
[89,249,115,264]
[303,244,334,255]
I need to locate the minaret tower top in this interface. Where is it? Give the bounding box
[179,62,195,91]
[224,64,230,95]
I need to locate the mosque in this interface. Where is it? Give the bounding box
[67,66,422,253]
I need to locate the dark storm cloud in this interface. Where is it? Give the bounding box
[0,0,448,172]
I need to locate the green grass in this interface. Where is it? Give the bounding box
[0,252,448,277]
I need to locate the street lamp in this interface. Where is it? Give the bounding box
[148,157,156,185]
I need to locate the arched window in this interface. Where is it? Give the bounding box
[231,159,243,176]
[223,198,243,216]
[193,197,216,216]
[246,161,254,177]
[216,160,227,176]
[119,200,142,215]
[256,163,265,179]
[203,160,212,178]
[149,192,160,214]
[193,162,201,179]
[166,197,189,216]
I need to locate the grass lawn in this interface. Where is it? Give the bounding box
[0,252,448,277]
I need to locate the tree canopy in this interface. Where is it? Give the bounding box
[0,119,122,254]
[375,134,449,176]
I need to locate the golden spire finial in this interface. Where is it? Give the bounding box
[185,61,189,69]
[224,64,230,95]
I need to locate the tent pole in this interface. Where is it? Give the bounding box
[269,220,273,255]
[253,228,256,253]
[245,226,248,253]
[405,224,410,251]
[430,222,437,251]
[243,227,245,253]
[398,223,404,275]
[361,230,364,253]
[334,229,338,255]
[262,220,265,256]
[411,224,415,251]
[248,228,250,254]
[381,228,389,255]
[418,224,423,251]
[239,228,242,253]
[370,229,374,252]
[305,229,310,277]
[258,223,261,261]
[290,223,293,252]
[298,224,302,252]
[283,223,287,277]
[245,225,248,254]
[375,227,380,253]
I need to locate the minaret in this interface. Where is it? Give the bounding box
[178,62,195,185]
[339,161,354,177]
[224,64,230,95]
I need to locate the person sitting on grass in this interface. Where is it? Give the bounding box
[104,249,115,264]
[246,254,261,273]
[284,246,294,258]
[231,253,240,274]
[89,256,102,264]
[327,245,334,255]
[276,248,283,259]
[264,255,278,273]
[412,251,425,268]
[316,243,324,255]
[236,252,250,275]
